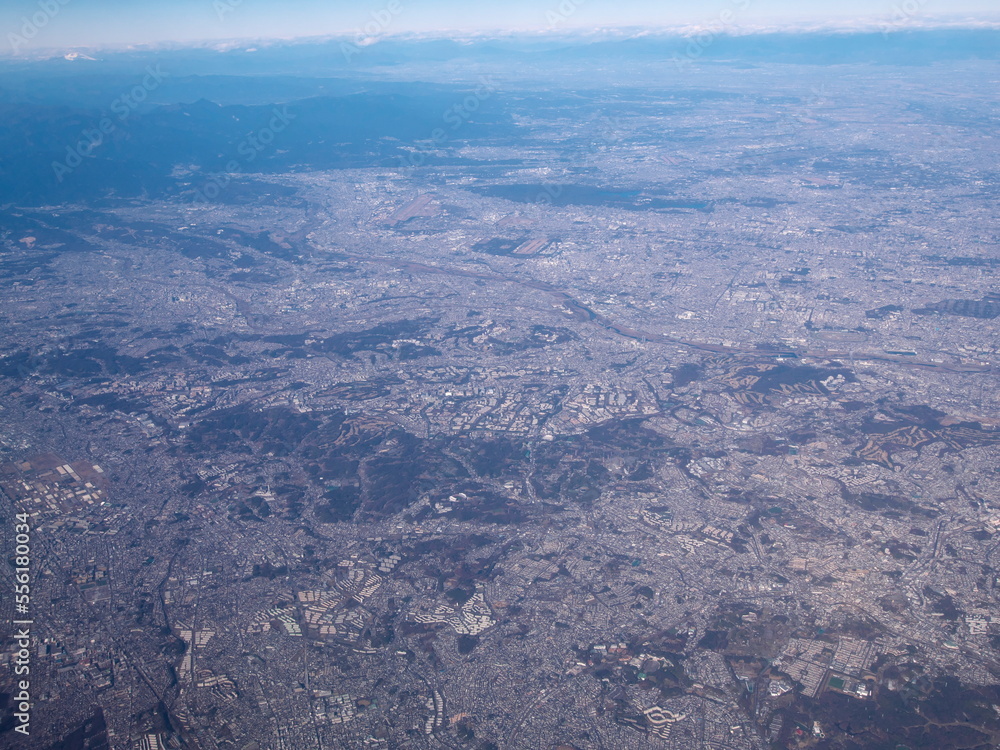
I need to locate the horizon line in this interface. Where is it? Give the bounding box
[3,16,1000,60]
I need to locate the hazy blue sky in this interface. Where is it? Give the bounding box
[4,0,999,52]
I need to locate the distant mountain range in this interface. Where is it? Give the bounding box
[0,28,996,206]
